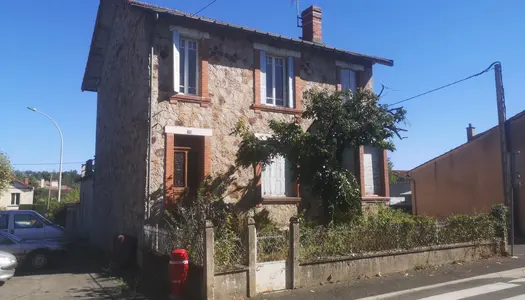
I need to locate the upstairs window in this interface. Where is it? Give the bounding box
[259,50,295,109]
[178,38,198,95]
[265,56,287,106]
[339,68,357,93]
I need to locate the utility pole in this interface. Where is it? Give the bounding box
[495,62,513,254]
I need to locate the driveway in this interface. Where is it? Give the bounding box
[0,245,147,300]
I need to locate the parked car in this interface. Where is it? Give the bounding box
[0,210,68,242]
[0,230,66,269]
[0,250,17,284]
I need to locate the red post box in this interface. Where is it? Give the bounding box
[169,249,189,298]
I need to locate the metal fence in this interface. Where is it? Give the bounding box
[257,230,289,262]
[143,224,205,266]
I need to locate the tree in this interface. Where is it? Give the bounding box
[0,152,13,194]
[234,89,407,224]
[63,188,80,203]
[388,157,399,184]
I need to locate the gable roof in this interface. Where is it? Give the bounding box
[11,180,33,190]
[82,0,394,92]
[410,110,525,173]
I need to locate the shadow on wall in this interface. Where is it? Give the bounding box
[145,164,263,226]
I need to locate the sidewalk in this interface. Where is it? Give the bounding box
[253,246,525,300]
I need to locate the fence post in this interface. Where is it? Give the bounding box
[247,217,257,297]
[289,217,300,289]
[204,220,215,300]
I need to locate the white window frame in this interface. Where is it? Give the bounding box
[265,55,287,107]
[10,193,20,206]
[178,37,199,95]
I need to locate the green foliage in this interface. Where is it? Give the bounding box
[63,188,80,203]
[0,152,13,194]
[234,89,407,224]
[388,158,399,184]
[300,206,498,263]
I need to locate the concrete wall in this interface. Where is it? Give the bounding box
[214,270,248,300]
[300,243,494,287]
[0,183,33,210]
[92,4,151,250]
[410,112,525,233]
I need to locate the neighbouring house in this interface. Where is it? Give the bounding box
[389,170,411,213]
[0,179,34,210]
[409,111,525,235]
[81,0,394,250]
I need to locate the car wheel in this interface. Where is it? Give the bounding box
[29,251,49,269]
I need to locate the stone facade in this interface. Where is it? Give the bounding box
[84,1,390,248]
[91,4,152,250]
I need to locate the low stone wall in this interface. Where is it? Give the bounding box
[300,243,495,287]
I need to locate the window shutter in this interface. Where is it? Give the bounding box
[260,50,266,104]
[262,163,271,196]
[287,57,294,108]
[273,156,286,196]
[173,30,180,93]
[349,69,357,93]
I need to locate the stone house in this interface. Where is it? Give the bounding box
[409,111,525,236]
[81,0,394,250]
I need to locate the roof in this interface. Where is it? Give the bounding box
[11,180,33,190]
[410,109,525,173]
[82,0,394,92]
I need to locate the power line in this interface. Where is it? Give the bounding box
[12,161,84,166]
[387,62,499,107]
[193,0,218,16]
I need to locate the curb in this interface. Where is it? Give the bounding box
[355,267,525,300]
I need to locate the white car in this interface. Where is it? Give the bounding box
[0,250,17,285]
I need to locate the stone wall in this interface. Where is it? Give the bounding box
[92,4,151,250]
[148,21,371,223]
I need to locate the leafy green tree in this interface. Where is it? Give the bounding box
[234,89,406,224]
[63,188,80,203]
[388,158,399,184]
[0,152,13,194]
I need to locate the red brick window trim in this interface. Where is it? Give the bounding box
[171,29,210,107]
[357,146,389,198]
[253,49,303,114]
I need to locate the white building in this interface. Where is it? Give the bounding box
[0,180,34,210]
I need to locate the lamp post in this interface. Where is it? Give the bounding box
[27,107,63,203]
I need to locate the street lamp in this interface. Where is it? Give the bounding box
[27,107,63,204]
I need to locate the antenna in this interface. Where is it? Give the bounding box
[296,0,302,27]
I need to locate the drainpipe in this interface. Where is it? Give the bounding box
[146,12,159,220]
[407,172,417,215]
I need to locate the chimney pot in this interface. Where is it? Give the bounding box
[466,123,476,142]
[301,5,322,43]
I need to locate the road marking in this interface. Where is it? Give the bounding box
[355,268,525,300]
[501,295,525,300]
[509,278,525,283]
[416,282,519,300]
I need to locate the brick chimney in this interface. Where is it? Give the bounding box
[301,5,322,43]
[24,177,29,185]
[466,123,476,142]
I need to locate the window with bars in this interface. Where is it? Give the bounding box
[173,150,188,188]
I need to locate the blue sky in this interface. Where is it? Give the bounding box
[0,0,523,172]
